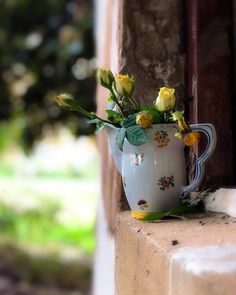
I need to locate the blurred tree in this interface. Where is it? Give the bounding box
[0,0,96,148]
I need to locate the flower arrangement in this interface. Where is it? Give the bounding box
[54,68,200,150]
[52,68,217,222]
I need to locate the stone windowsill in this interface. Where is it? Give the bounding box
[115,189,236,295]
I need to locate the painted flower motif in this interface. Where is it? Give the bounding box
[155,130,170,148]
[158,175,175,191]
[137,199,148,210]
[130,153,144,165]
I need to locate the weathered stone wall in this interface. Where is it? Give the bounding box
[118,0,186,107]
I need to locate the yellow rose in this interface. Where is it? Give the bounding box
[136,111,153,128]
[155,87,176,112]
[132,211,150,220]
[183,131,200,147]
[115,74,134,96]
[97,68,113,87]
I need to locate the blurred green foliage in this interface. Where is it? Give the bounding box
[0,200,95,253]
[0,0,96,148]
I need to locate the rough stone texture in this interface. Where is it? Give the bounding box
[116,211,236,295]
[118,0,186,107]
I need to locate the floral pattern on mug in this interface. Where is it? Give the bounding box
[130,152,144,166]
[154,130,170,147]
[137,199,148,210]
[158,175,175,191]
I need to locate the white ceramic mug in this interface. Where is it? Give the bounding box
[106,123,216,212]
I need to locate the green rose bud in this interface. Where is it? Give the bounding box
[54,93,78,111]
[97,68,114,88]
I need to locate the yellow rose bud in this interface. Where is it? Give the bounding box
[97,68,113,87]
[178,117,190,132]
[132,211,149,220]
[115,74,134,96]
[155,87,176,112]
[183,131,200,147]
[136,111,153,128]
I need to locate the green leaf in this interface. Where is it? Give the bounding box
[112,116,123,124]
[142,212,167,221]
[167,204,194,216]
[142,204,194,222]
[106,110,123,124]
[106,110,119,116]
[121,114,137,128]
[126,126,147,146]
[116,128,126,151]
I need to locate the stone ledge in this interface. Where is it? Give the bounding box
[115,211,236,295]
[204,188,236,218]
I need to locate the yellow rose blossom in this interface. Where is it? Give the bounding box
[136,111,153,128]
[183,131,200,147]
[155,87,176,112]
[132,211,150,220]
[115,74,134,96]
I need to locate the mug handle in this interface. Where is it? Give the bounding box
[181,123,217,198]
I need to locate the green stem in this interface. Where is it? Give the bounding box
[164,112,167,122]
[93,114,113,125]
[109,87,125,116]
[161,112,165,122]
[129,96,140,109]
[75,106,112,125]
[75,105,94,119]
[126,96,136,109]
